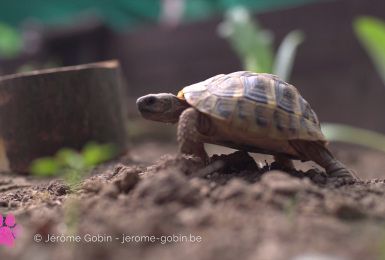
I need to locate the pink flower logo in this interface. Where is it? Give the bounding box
[0,214,21,248]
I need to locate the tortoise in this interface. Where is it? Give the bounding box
[136,71,355,180]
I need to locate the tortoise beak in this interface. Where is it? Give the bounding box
[136,96,146,112]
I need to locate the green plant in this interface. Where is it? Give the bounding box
[317,16,385,152]
[320,16,385,153]
[322,123,385,153]
[30,142,116,236]
[321,16,385,153]
[30,142,117,187]
[354,16,385,86]
[218,6,304,81]
[0,22,22,59]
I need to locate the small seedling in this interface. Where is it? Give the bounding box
[30,142,117,234]
[30,142,117,188]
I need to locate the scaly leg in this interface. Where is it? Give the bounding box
[290,140,357,181]
[177,108,209,164]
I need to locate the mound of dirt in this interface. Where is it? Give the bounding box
[1,151,385,260]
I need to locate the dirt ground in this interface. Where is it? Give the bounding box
[1,140,385,260]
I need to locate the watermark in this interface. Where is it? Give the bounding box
[34,233,202,245]
[0,213,22,248]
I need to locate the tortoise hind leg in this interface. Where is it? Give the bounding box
[274,155,294,170]
[289,140,357,181]
[177,107,209,164]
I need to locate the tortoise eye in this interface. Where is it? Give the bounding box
[146,96,156,105]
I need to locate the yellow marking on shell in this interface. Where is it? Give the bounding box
[264,76,278,107]
[177,90,185,100]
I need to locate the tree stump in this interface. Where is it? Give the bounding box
[0,60,128,173]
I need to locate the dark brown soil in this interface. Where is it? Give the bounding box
[1,142,385,260]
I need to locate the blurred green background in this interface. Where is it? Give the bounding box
[0,0,319,29]
[2,0,385,154]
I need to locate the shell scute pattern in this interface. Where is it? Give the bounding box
[300,117,313,136]
[274,80,301,115]
[243,74,272,104]
[198,94,218,115]
[215,97,235,119]
[273,110,285,132]
[288,114,298,135]
[180,71,325,141]
[299,98,319,125]
[234,99,260,131]
[208,75,244,98]
[255,106,270,129]
[236,99,249,120]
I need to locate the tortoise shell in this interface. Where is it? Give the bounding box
[177,71,325,142]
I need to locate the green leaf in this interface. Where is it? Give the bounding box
[354,16,385,85]
[29,142,117,180]
[218,6,274,72]
[0,22,22,59]
[30,157,60,177]
[55,148,84,170]
[82,142,117,166]
[273,30,304,81]
[322,123,385,153]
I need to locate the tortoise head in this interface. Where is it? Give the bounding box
[136,93,189,123]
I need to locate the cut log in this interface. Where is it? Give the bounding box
[0,60,128,173]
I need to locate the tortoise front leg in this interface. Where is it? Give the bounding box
[290,140,357,181]
[177,108,209,164]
